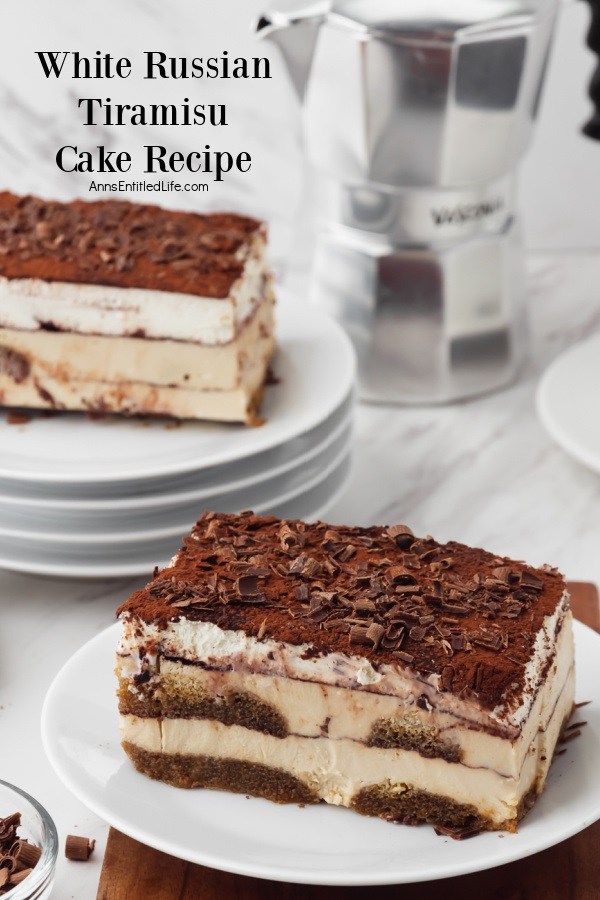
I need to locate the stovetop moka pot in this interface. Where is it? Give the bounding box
[257,0,562,402]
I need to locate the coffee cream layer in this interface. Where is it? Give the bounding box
[0,289,274,422]
[117,602,574,829]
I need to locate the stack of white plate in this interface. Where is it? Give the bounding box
[0,303,355,578]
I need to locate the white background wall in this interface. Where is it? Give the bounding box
[521,0,600,250]
[0,0,597,263]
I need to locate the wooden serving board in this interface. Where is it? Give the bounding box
[97,582,600,900]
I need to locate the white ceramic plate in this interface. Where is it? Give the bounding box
[537,333,600,474]
[0,395,354,510]
[42,620,600,886]
[0,428,352,543]
[0,301,355,484]
[0,455,352,578]
[0,392,354,510]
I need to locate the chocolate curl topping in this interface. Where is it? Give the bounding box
[5,868,33,886]
[289,554,321,578]
[520,571,544,591]
[65,834,95,861]
[0,815,20,842]
[365,621,385,650]
[118,510,566,717]
[386,566,417,586]
[237,574,259,597]
[279,524,304,552]
[386,524,415,549]
[349,625,373,646]
[0,813,42,896]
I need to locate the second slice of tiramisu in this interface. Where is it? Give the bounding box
[0,193,275,423]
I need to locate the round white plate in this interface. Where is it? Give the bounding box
[537,333,600,474]
[0,455,352,578]
[0,428,352,543]
[0,301,355,484]
[0,394,354,511]
[41,620,600,885]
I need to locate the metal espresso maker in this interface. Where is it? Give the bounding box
[256,0,560,402]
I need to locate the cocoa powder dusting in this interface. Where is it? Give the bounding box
[0,192,262,298]
[117,512,568,714]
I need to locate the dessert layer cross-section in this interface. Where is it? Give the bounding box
[116,512,574,835]
[0,193,275,423]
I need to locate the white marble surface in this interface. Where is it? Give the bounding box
[1,0,600,896]
[1,251,599,899]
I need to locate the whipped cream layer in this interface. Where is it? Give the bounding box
[0,231,267,345]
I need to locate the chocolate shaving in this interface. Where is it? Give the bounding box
[365,622,386,650]
[306,605,333,622]
[410,626,428,642]
[337,544,356,562]
[353,598,377,616]
[443,604,469,617]
[472,632,502,651]
[0,813,42,895]
[491,566,512,583]
[434,822,482,840]
[440,665,455,691]
[65,834,95,861]
[386,524,415,549]
[520,572,544,591]
[279,524,304,552]
[394,584,420,595]
[289,555,321,578]
[237,575,259,597]
[349,625,371,646]
[243,566,270,578]
[386,566,417,586]
[322,557,339,576]
[450,633,468,651]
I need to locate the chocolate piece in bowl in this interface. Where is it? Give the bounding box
[116,512,574,834]
[0,193,275,423]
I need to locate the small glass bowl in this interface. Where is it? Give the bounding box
[0,780,58,900]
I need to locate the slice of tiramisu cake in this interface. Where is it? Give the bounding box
[116,512,574,835]
[0,193,275,423]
